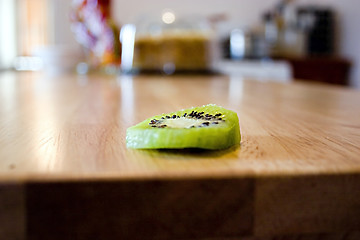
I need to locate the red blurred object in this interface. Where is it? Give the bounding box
[70,0,121,67]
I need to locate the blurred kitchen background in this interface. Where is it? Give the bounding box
[0,0,359,87]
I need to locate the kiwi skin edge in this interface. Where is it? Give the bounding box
[126,104,241,150]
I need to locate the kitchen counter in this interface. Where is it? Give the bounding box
[1,71,359,240]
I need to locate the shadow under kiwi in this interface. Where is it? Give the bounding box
[134,144,241,159]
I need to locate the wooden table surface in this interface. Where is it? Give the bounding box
[0,71,360,240]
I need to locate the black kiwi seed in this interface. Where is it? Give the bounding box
[148,111,223,129]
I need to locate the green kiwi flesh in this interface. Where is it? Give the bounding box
[126,104,241,150]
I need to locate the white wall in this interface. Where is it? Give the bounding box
[48,0,79,46]
[112,0,360,88]
[112,0,278,27]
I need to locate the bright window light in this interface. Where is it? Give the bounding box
[0,0,16,69]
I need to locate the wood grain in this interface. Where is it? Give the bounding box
[0,71,360,239]
[0,183,25,240]
[27,178,253,240]
[0,72,359,178]
[255,174,360,236]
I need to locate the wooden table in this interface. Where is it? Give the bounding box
[0,71,360,240]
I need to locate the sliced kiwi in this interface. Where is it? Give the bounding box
[126,104,241,150]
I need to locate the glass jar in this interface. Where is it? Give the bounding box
[120,10,216,74]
